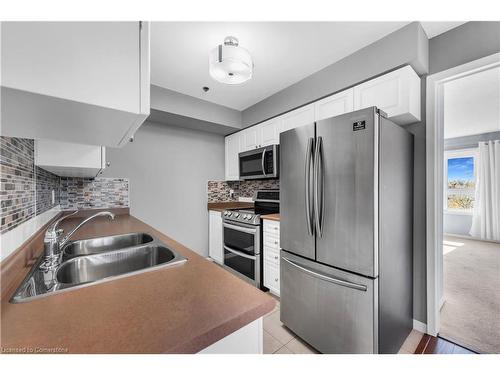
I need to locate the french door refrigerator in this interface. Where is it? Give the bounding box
[280,107,414,354]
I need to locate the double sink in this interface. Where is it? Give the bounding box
[11,233,187,303]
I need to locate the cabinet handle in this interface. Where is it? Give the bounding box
[274,256,278,260]
[275,278,278,282]
[274,241,278,245]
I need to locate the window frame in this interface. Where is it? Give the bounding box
[443,148,478,215]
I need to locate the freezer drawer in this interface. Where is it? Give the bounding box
[280,250,378,354]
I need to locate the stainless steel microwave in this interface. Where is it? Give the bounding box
[239,144,279,180]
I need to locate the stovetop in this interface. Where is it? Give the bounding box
[222,190,279,226]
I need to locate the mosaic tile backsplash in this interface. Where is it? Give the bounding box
[1,136,130,235]
[60,177,129,210]
[0,137,36,234]
[35,166,60,215]
[207,179,280,202]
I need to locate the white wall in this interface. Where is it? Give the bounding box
[444,213,472,236]
[102,121,225,256]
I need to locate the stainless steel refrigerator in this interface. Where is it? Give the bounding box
[280,107,413,354]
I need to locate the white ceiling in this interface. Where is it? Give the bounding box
[151,22,465,111]
[420,21,466,38]
[444,66,500,139]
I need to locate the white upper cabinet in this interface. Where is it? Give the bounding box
[259,117,282,146]
[314,88,354,121]
[242,125,261,151]
[1,21,150,147]
[224,66,421,180]
[35,139,106,178]
[281,103,315,133]
[225,132,242,181]
[353,65,420,125]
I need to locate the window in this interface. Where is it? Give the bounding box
[444,149,477,213]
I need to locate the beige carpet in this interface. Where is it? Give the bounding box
[441,235,500,353]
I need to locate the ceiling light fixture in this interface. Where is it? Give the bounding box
[209,36,253,85]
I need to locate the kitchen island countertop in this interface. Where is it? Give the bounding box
[0,212,274,353]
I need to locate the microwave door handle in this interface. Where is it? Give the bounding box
[224,246,256,260]
[261,149,267,177]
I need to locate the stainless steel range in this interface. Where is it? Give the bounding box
[222,190,279,288]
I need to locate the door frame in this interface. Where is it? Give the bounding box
[425,52,500,336]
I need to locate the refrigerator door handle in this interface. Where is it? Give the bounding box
[282,257,367,291]
[314,136,324,237]
[305,137,314,236]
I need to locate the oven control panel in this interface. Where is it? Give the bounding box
[223,210,260,225]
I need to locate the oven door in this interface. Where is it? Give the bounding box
[239,145,278,180]
[223,221,261,287]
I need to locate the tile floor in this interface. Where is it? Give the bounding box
[264,293,423,354]
[263,295,319,354]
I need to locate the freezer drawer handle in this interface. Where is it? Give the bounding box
[282,257,367,291]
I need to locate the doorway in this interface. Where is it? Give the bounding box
[426,52,500,353]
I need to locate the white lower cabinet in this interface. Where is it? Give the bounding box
[35,139,106,177]
[263,219,280,296]
[208,210,223,264]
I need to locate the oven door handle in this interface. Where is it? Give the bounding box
[224,246,257,260]
[223,222,258,234]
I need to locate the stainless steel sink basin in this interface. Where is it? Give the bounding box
[57,245,178,285]
[10,233,187,303]
[63,232,154,258]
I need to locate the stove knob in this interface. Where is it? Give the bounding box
[247,215,253,220]
[227,212,232,217]
[234,213,240,218]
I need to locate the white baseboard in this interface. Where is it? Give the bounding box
[444,232,500,244]
[0,206,61,262]
[413,319,427,333]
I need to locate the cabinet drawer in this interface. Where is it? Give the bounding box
[263,220,280,234]
[264,246,280,264]
[264,234,280,249]
[264,261,280,295]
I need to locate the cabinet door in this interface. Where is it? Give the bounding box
[2,22,142,113]
[260,118,282,146]
[35,139,104,177]
[264,260,280,296]
[209,211,223,264]
[314,88,354,121]
[281,104,315,133]
[353,65,420,125]
[242,126,262,151]
[225,133,241,181]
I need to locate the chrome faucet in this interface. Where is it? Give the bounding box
[43,210,115,268]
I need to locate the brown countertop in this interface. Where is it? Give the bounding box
[261,214,280,222]
[0,212,275,354]
[207,201,254,212]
